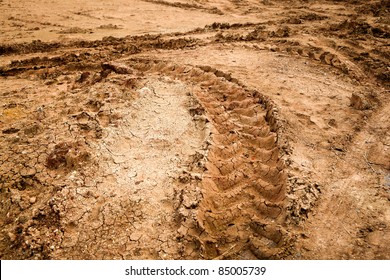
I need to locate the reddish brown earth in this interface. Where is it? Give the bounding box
[0,0,389,260]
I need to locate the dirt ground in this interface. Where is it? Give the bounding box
[0,0,389,260]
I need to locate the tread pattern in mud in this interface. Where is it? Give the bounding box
[0,55,287,259]
[127,60,287,259]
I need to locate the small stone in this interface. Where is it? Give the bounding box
[29,197,37,204]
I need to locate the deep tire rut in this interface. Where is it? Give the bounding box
[127,59,288,259]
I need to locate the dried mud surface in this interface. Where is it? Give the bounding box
[0,0,389,260]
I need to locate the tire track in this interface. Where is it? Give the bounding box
[126,59,288,259]
[140,0,223,15]
[0,51,288,259]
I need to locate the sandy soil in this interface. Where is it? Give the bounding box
[0,0,389,260]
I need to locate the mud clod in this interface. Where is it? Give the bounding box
[46,142,90,170]
[350,93,372,110]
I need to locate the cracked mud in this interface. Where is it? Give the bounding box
[0,0,389,260]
